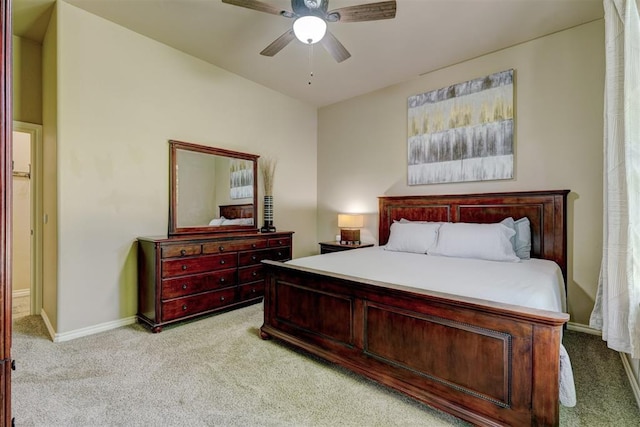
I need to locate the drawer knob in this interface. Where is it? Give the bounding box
[251,243,256,248]
[180,249,186,256]
[181,265,187,271]
[182,304,187,311]
[219,246,225,252]
[220,259,226,265]
[277,252,282,257]
[278,240,283,245]
[252,288,256,293]
[252,271,257,277]
[182,284,188,290]
[251,255,257,261]
[220,277,225,283]
[220,296,225,301]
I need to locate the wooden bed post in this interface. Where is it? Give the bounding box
[531,324,563,426]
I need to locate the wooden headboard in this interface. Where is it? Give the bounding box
[219,203,254,219]
[378,190,570,281]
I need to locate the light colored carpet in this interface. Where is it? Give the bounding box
[12,295,30,319]
[11,303,640,426]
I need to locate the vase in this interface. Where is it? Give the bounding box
[261,195,276,232]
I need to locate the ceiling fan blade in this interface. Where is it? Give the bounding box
[222,0,291,17]
[328,0,396,23]
[321,32,351,63]
[260,29,296,57]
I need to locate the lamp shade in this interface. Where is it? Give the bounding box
[293,16,327,44]
[338,214,364,229]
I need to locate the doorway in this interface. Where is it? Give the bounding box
[12,122,42,319]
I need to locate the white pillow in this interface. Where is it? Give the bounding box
[513,217,532,259]
[500,217,532,259]
[384,222,441,254]
[208,216,225,226]
[221,218,245,225]
[428,222,520,262]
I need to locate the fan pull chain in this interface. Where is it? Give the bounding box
[308,42,314,85]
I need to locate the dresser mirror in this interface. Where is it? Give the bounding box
[169,140,259,236]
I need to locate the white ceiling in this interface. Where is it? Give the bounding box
[14,0,603,107]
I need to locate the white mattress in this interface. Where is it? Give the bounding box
[288,246,566,313]
[287,246,577,407]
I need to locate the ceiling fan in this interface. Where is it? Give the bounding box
[221,0,397,63]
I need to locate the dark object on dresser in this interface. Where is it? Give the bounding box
[261,190,569,426]
[138,231,292,332]
[319,241,373,254]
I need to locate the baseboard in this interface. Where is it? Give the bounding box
[620,353,640,410]
[37,310,137,343]
[12,289,30,298]
[39,309,56,341]
[53,316,137,343]
[567,322,602,336]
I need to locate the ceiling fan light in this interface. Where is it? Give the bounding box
[293,16,327,44]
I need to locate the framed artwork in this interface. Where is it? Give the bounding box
[230,159,253,199]
[407,69,514,185]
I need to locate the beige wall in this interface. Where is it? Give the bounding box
[42,4,58,327]
[12,35,42,124]
[318,21,605,325]
[53,2,317,334]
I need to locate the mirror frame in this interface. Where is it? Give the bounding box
[168,140,259,236]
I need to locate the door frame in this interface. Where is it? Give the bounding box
[13,121,42,316]
[1,0,13,423]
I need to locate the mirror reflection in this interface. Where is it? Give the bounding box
[169,140,259,235]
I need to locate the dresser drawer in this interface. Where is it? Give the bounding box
[269,237,291,248]
[161,253,237,278]
[238,264,264,285]
[239,249,269,266]
[161,288,236,322]
[238,247,291,266]
[202,239,267,254]
[268,247,291,262]
[161,244,201,259]
[161,269,236,299]
[238,282,264,301]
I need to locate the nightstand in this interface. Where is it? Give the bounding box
[319,241,374,254]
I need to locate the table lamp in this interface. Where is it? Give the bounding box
[338,214,364,245]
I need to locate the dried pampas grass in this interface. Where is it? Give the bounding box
[260,157,277,196]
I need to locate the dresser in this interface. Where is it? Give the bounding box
[137,231,293,332]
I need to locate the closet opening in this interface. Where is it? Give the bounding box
[12,121,42,319]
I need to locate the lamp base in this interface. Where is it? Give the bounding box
[261,218,276,233]
[340,229,360,245]
[261,225,277,233]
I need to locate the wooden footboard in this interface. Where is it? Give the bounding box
[260,261,569,427]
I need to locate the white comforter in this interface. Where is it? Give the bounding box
[289,246,566,312]
[287,246,577,407]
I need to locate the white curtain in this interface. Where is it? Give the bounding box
[590,0,640,359]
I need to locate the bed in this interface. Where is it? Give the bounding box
[219,203,254,220]
[260,190,571,426]
[208,203,254,226]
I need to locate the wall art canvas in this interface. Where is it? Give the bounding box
[407,69,514,185]
[230,159,253,199]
